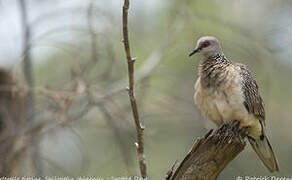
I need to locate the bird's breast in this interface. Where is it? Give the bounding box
[194,66,248,124]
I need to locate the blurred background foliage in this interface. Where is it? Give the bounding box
[0,0,292,179]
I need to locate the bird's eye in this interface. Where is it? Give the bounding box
[201,41,210,48]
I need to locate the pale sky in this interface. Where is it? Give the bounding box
[0,0,164,67]
[0,0,291,67]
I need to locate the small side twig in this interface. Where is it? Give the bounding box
[122,0,147,178]
[166,160,178,180]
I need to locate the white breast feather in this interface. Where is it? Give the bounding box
[194,66,262,137]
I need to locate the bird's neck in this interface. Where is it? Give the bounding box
[207,52,225,60]
[198,53,231,88]
[202,52,231,65]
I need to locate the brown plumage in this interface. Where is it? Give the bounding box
[238,63,265,123]
[199,53,231,88]
[190,36,279,172]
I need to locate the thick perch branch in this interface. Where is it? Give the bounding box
[122,0,147,178]
[168,121,247,180]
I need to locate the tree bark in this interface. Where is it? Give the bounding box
[122,0,147,178]
[167,121,247,180]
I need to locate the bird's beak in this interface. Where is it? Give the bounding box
[189,48,201,57]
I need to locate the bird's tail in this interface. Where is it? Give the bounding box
[248,134,279,172]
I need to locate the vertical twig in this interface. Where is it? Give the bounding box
[18,0,33,96]
[87,2,98,64]
[18,0,43,177]
[122,0,147,178]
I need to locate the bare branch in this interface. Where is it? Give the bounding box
[18,0,34,114]
[122,0,147,178]
[169,121,247,180]
[18,0,43,176]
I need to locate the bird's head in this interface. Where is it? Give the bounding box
[189,36,222,58]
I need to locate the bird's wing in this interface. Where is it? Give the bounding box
[236,63,265,124]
